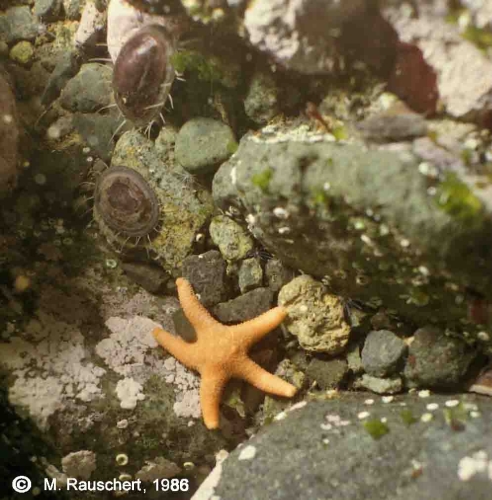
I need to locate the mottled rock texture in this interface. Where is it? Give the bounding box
[193,393,492,500]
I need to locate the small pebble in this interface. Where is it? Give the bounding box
[426,403,439,411]
[358,411,370,420]
[364,399,375,405]
[418,390,431,398]
[421,413,433,422]
[382,396,394,403]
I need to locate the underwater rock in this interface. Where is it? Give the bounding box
[404,326,477,389]
[0,6,40,43]
[306,357,348,390]
[181,250,228,307]
[244,69,280,125]
[355,374,403,394]
[60,63,112,113]
[175,118,236,175]
[212,287,273,323]
[0,70,20,196]
[209,215,253,262]
[361,330,407,377]
[212,122,492,333]
[278,275,351,355]
[238,257,263,294]
[195,393,492,500]
[265,258,295,293]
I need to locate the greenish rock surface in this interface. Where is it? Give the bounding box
[238,257,263,293]
[264,258,295,292]
[244,70,280,125]
[212,124,492,338]
[0,6,40,43]
[60,63,112,113]
[194,393,492,500]
[278,275,351,354]
[175,118,236,175]
[209,215,254,261]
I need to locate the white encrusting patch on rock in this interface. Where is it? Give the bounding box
[96,316,201,419]
[61,450,97,480]
[116,378,145,409]
[238,445,257,461]
[0,311,106,430]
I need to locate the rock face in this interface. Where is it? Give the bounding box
[212,124,492,334]
[0,70,19,196]
[193,393,492,500]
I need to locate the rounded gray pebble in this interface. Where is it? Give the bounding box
[175,117,236,175]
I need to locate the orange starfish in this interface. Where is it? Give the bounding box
[152,278,297,429]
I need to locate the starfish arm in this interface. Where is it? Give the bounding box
[231,306,288,347]
[152,327,198,370]
[233,358,297,398]
[200,369,228,430]
[176,278,221,332]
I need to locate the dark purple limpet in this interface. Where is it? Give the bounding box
[94,166,160,238]
[112,24,176,127]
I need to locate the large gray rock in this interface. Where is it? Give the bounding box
[404,326,477,389]
[212,124,492,338]
[193,393,492,500]
[362,330,407,377]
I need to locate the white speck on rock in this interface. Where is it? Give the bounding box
[458,451,489,481]
[61,450,97,480]
[116,378,145,409]
[238,445,256,461]
[445,400,460,408]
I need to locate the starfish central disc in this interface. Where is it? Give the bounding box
[152,278,297,429]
